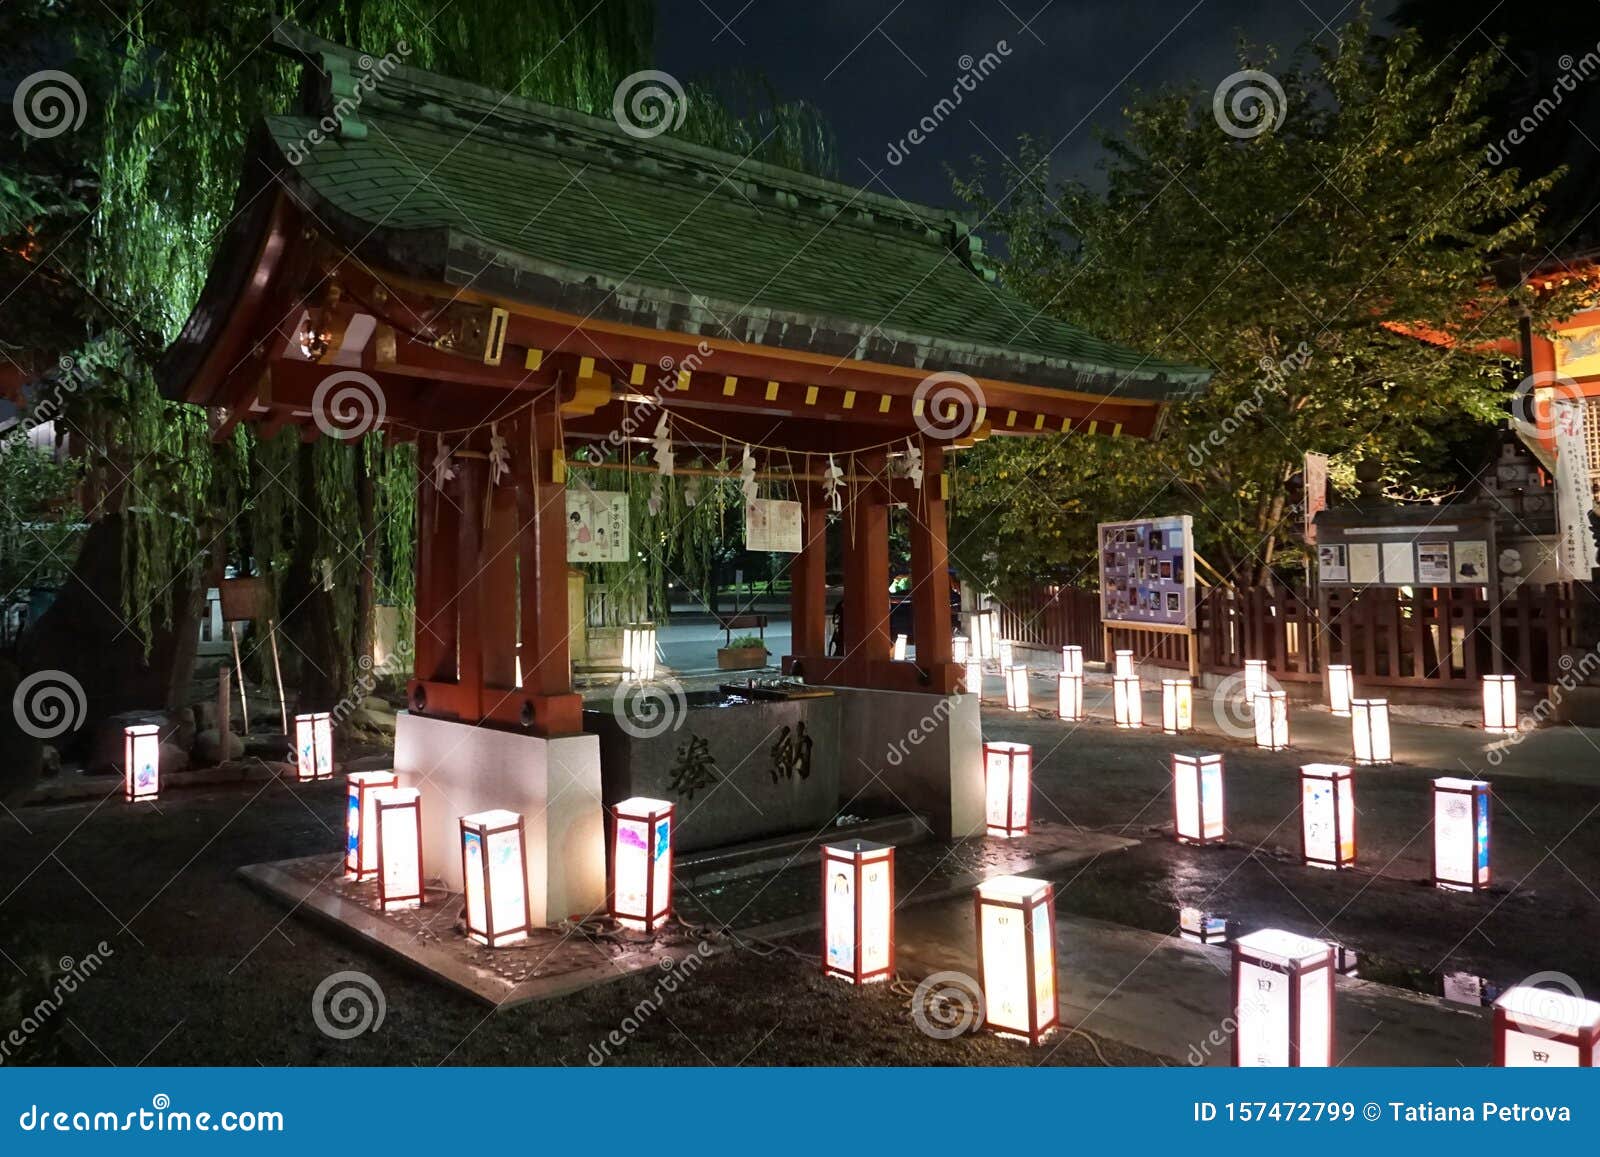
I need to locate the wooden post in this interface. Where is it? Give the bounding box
[230,621,250,734]
[455,455,487,720]
[790,479,828,660]
[217,665,232,741]
[842,449,891,683]
[908,445,957,693]
[481,485,520,693]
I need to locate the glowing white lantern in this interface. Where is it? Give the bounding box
[1483,674,1517,735]
[822,840,894,985]
[892,633,908,661]
[1113,648,1134,678]
[623,623,657,681]
[1003,664,1030,712]
[1433,777,1491,892]
[1179,906,1228,945]
[1300,763,1355,869]
[373,786,424,911]
[1327,664,1354,717]
[1061,645,1083,676]
[611,797,672,931]
[1057,672,1084,722]
[998,639,1014,669]
[1161,678,1193,734]
[1232,929,1334,1067]
[972,609,998,662]
[1244,659,1267,702]
[460,809,531,947]
[964,658,985,696]
[1172,753,1225,846]
[1350,698,1391,765]
[1113,673,1142,728]
[294,711,333,782]
[974,875,1058,1045]
[1494,985,1600,1067]
[345,770,398,881]
[1253,689,1288,751]
[123,724,160,803]
[983,740,1032,838]
[953,634,970,665]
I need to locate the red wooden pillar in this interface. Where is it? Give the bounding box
[455,455,487,720]
[909,444,959,694]
[843,450,891,683]
[788,479,829,663]
[480,480,520,697]
[414,434,461,685]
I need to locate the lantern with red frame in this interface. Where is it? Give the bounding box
[294,711,334,782]
[1483,674,1517,735]
[963,658,984,697]
[1172,752,1225,846]
[983,740,1031,838]
[123,724,160,803]
[460,809,532,947]
[1350,698,1391,765]
[1061,645,1083,676]
[611,797,673,931]
[1253,689,1289,750]
[1179,906,1229,944]
[821,840,894,985]
[1161,678,1193,734]
[972,609,998,662]
[1494,985,1600,1067]
[1244,658,1268,702]
[1433,777,1491,892]
[1112,673,1142,728]
[373,786,424,911]
[1057,672,1084,722]
[1113,648,1133,678]
[345,770,398,881]
[953,634,970,665]
[974,875,1058,1045]
[1300,763,1355,870]
[1231,929,1334,1067]
[998,639,1015,670]
[1327,664,1354,717]
[1003,664,1030,712]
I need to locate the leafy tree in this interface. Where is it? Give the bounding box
[951,12,1581,591]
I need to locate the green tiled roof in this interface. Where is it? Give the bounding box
[262,26,1208,403]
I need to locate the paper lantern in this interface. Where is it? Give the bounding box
[373,786,424,911]
[1161,678,1193,734]
[1350,698,1391,765]
[1112,673,1142,728]
[1433,777,1491,892]
[1494,985,1600,1067]
[983,740,1032,838]
[123,724,160,803]
[1483,674,1517,735]
[1172,753,1225,846]
[1003,664,1030,712]
[1232,929,1334,1067]
[998,640,1014,670]
[460,810,531,947]
[964,658,984,697]
[1244,659,1268,702]
[1057,672,1084,722]
[1179,906,1228,945]
[972,609,998,662]
[974,876,1058,1045]
[294,711,333,782]
[1113,648,1134,678]
[821,840,894,985]
[953,634,970,665]
[892,633,908,661]
[1300,763,1355,870]
[623,623,657,681]
[345,770,398,881]
[1327,664,1354,717]
[1253,689,1288,750]
[1061,645,1083,676]
[611,797,672,932]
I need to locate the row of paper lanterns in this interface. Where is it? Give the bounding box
[122,712,337,803]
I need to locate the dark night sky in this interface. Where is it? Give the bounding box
[657,0,1400,207]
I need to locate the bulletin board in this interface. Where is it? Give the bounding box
[1097,515,1196,629]
[1311,507,1496,590]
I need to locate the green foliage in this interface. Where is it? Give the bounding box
[725,635,764,650]
[951,11,1580,587]
[0,434,82,614]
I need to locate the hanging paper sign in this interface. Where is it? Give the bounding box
[746,498,803,553]
[566,489,630,563]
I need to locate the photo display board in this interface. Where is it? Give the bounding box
[1312,506,1496,590]
[1098,515,1195,628]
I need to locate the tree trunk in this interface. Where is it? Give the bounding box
[353,436,376,674]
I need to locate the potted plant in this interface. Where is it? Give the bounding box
[717,634,769,670]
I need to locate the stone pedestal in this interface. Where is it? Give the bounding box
[833,686,983,839]
[393,711,605,926]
